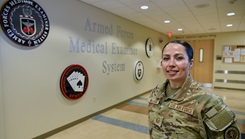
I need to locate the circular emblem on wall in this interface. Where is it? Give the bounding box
[60,64,89,100]
[0,0,50,47]
[145,38,154,58]
[134,61,144,81]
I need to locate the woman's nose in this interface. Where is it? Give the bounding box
[168,59,176,66]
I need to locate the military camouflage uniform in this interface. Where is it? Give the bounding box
[148,75,241,139]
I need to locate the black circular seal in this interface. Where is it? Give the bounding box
[145,38,154,58]
[134,61,144,81]
[60,64,89,100]
[0,0,50,47]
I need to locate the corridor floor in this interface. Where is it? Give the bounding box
[46,88,245,139]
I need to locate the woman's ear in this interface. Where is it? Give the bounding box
[189,59,194,68]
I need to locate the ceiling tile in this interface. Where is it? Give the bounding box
[79,0,245,35]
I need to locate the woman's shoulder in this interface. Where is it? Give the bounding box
[148,83,167,103]
[189,82,223,105]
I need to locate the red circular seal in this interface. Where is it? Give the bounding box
[60,64,89,100]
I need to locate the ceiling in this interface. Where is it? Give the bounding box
[79,0,245,36]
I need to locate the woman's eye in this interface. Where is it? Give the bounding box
[162,57,170,61]
[176,57,184,60]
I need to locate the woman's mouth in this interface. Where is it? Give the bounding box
[167,70,178,75]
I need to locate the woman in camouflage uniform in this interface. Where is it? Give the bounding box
[148,40,241,139]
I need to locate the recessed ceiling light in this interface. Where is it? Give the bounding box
[164,20,170,23]
[141,6,148,10]
[227,12,235,16]
[226,24,233,27]
[178,28,183,31]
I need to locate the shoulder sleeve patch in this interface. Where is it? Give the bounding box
[224,126,240,139]
[204,105,235,131]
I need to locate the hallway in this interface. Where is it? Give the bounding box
[46,88,245,139]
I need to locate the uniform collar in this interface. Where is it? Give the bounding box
[165,75,193,101]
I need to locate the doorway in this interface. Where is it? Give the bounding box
[187,40,214,85]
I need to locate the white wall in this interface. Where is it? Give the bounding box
[0,39,5,139]
[0,0,5,138]
[0,0,168,139]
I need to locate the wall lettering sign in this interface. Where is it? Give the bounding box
[84,17,134,39]
[174,34,216,39]
[69,37,138,55]
[69,37,138,76]
[0,0,50,47]
[60,64,89,100]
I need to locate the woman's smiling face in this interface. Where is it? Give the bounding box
[161,43,193,86]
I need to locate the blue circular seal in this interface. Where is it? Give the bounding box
[0,0,50,47]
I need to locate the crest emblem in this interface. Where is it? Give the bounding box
[134,61,144,81]
[145,38,154,58]
[20,8,36,37]
[224,126,240,139]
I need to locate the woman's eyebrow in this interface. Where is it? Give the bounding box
[163,53,184,56]
[174,53,184,56]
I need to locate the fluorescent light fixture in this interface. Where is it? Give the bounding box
[164,20,170,23]
[141,6,148,10]
[199,48,204,62]
[226,24,233,27]
[224,70,228,74]
[227,12,235,16]
[178,28,183,31]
